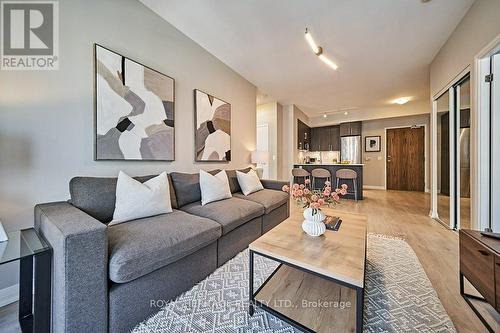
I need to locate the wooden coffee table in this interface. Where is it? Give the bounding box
[248,209,367,333]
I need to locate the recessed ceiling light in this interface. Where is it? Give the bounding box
[393,97,410,105]
[344,111,348,115]
[323,113,327,118]
[304,28,338,71]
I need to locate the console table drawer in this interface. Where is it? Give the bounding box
[459,231,495,306]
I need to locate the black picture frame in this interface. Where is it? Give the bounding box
[365,135,381,152]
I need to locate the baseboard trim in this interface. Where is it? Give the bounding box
[364,185,385,190]
[0,284,18,307]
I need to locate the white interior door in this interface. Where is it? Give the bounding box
[256,124,269,179]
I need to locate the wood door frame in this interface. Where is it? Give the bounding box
[384,124,428,191]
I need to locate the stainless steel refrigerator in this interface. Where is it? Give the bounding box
[341,136,361,164]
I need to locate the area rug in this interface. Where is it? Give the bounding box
[133,234,456,332]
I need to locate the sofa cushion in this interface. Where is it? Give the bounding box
[234,189,289,214]
[169,170,220,207]
[69,174,178,223]
[180,197,264,235]
[107,210,221,283]
[226,167,252,193]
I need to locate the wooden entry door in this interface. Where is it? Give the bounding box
[386,127,425,191]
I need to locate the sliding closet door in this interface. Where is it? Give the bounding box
[455,77,471,230]
[433,74,470,230]
[492,54,500,231]
[436,91,451,226]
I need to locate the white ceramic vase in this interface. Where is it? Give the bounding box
[302,208,326,237]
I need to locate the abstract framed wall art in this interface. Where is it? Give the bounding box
[94,44,175,161]
[194,89,231,162]
[365,135,381,152]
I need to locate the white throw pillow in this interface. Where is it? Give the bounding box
[236,169,264,196]
[199,170,232,206]
[110,171,173,225]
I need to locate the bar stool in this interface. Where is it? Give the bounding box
[291,168,310,187]
[311,168,331,190]
[335,169,358,201]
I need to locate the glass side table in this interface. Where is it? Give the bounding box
[0,228,52,333]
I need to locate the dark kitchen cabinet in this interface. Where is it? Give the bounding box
[310,127,321,151]
[350,121,362,136]
[340,121,362,136]
[309,125,340,151]
[297,119,311,150]
[316,127,329,151]
[330,125,340,150]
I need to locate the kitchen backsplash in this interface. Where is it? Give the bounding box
[297,151,340,164]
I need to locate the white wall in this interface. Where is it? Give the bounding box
[430,0,500,98]
[281,105,294,181]
[362,114,431,190]
[293,105,310,163]
[429,0,500,229]
[276,103,284,180]
[280,104,310,181]
[256,102,278,179]
[0,0,256,290]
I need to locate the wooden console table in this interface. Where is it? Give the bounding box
[459,229,500,332]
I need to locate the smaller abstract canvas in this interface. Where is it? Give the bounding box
[95,44,175,160]
[195,90,231,162]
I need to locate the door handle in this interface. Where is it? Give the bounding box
[478,249,490,256]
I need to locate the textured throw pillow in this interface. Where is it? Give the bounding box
[199,170,232,206]
[110,171,173,225]
[236,169,264,195]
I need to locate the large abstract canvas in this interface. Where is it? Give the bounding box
[195,90,231,161]
[95,44,175,160]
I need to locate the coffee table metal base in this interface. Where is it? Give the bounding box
[248,249,364,333]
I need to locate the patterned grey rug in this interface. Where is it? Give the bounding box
[133,234,456,333]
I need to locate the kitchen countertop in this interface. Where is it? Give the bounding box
[294,163,364,166]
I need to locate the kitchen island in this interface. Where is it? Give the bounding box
[293,164,363,200]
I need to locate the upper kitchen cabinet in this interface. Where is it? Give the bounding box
[330,125,340,150]
[297,119,311,150]
[340,121,362,136]
[310,127,321,151]
[310,125,340,151]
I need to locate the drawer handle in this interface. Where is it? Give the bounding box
[478,249,490,256]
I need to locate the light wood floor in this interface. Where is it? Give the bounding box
[0,190,489,332]
[437,194,471,229]
[319,189,487,333]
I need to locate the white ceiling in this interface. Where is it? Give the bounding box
[140,0,475,117]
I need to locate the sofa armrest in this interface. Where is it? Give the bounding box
[35,202,108,333]
[260,179,290,191]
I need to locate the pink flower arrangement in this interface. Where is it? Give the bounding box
[282,181,348,215]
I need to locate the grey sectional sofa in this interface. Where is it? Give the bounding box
[34,169,289,333]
